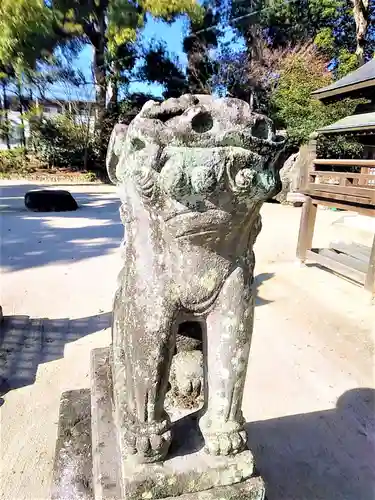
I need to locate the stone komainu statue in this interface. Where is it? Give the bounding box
[106,94,285,464]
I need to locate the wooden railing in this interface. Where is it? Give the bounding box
[302,158,375,212]
[297,158,375,296]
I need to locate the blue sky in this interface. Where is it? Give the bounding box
[62,16,191,100]
[39,13,244,101]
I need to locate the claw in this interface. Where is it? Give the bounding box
[230,432,242,453]
[239,430,248,449]
[202,426,248,457]
[219,434,231,455]
[204,436,220,455]
[193,379,201,395]
[136,436,151,453]
[150,434,163,451]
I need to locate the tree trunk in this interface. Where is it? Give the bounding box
[244,5,263,110]
[107,79,119,109]
[17,78,26,150]
[94,47,107,128]
[88,0,109,168]
[1,81,11,149]
[246,24,263,65]
[351,0,369,66]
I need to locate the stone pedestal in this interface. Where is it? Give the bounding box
[52,348,265,500]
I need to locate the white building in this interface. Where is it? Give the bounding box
[0,96,96,150]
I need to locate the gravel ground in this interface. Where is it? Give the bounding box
[0,180,374,500]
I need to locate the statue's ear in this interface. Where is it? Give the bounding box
[106,124,128,184]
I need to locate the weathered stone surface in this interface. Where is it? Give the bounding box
[121,445,255,500]
[169,350,203,408]
[91,348,256,500]
[274,152,299,204]
[286,192,307,206]
[106,124,128,184]
[91,348,123,500]
[51,389,93,500]
[24,189,78,212]
[162,476,265,500]
[175,321,203,353]
[284,136,318,199]
[107,94,286,465]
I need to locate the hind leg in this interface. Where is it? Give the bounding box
[199,266,254,455]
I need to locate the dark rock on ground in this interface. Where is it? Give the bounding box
[24,190,78,212]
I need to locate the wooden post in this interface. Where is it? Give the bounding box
[297,196,317,263]
[294,132,318,193]
[364,233,375,297]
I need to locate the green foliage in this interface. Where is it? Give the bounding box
[0,113,11,142]
[259,0,357,55]
[317,134,364,160]
[48,0,202,164]
[336,48,360,78]
[270,47,358,149]
[314,27,336,57]
[0,0,60,71]
[142,0,203,22]
[0,148,30,175]
[183,2,219,93]
[138,44,188,98]
[31,114,98,170]
[119,93,161,124]
[228,0,374,80]
[230,0,344,51]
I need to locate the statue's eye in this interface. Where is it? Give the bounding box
[191,112,213,133]
[132,138,146,151]
[251,119,269,140]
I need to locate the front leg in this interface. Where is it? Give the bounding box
[200,266,254,456]
[112,281,176,463]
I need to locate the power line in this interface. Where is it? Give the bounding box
[193,0,299,35]
[11,0,299,91]
[88,0,302,71]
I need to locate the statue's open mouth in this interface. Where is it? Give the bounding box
[156,144,281,204]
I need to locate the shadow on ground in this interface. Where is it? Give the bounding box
[254,272,274,306]
[0,183,123,271]
[0,267,270,399]
[0,312,112,398]
[246,387,375,500]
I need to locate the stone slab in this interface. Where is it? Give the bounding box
[91,348,122,500]
[51,389,93,500]
[163,476,265,499]
[286,192,306,206]
[91,348,258,500]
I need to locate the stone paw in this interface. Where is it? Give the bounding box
[123,428,172,463]
[203,429,247,456]
[169,350,203,409]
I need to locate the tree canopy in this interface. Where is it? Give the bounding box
[1,0,374,172]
